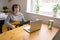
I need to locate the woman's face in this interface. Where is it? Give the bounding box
[14,6,20,13]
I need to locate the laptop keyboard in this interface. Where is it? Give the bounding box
[28,28,30,31]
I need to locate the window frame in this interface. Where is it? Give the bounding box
[26,0,60,18]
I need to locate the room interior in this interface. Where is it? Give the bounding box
[0,0,60,40]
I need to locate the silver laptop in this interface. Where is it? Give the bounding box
[24,20,42,33]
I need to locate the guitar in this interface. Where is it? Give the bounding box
[2,21,20,31]
[10,21,20,25]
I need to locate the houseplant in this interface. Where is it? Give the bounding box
[3,6,8,13]
[53,5,57,17]
[53,4,60,17]
[35,0,40,13]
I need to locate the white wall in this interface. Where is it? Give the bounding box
[9,0,27,19]
[0,0,10,11]
[10,0,60,28]
[25,13,60,28]
[10,0,27,14]
[0,0,60,27]
[0,0,27,18]
[0,0,27,14]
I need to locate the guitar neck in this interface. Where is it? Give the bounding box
[10,21,20,25]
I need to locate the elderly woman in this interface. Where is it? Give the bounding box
[5,4,29,29]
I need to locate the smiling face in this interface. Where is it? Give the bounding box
[12,4,21,14]
[14,6,20,13]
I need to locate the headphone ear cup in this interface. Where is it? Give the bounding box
[19,6,21,11]
[19,9,21,11]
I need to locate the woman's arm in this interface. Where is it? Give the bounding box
[21,13,26,22]
[4,15,15,28]
[20,13,30,25]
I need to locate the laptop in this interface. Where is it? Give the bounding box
[24,20,42,33]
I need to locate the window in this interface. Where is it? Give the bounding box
[27,0,60,18]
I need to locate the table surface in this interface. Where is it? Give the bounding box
[0,24,59,40]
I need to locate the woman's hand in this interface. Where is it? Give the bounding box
[11,25,16,29]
